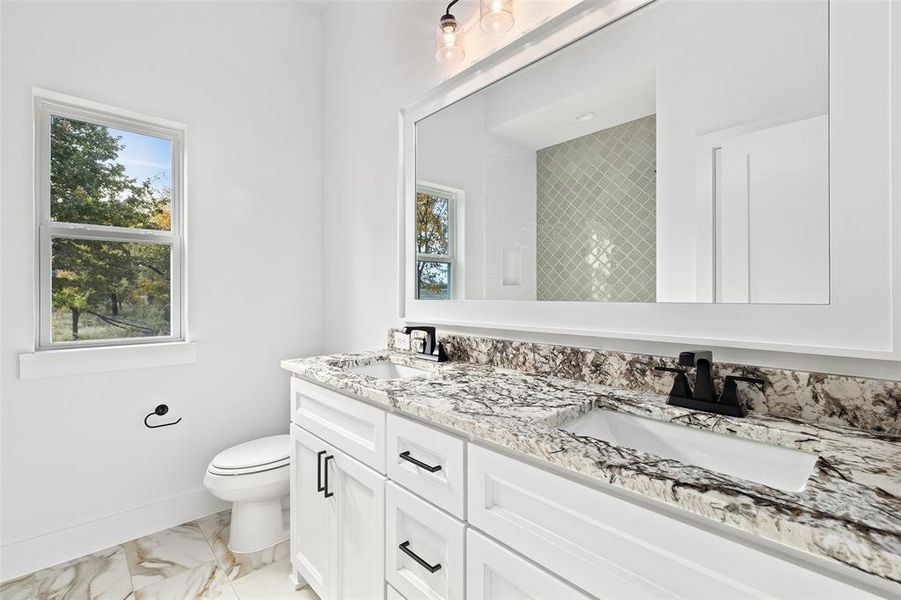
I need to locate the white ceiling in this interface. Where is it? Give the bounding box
[486,65,655,150]
[480,1,658,150]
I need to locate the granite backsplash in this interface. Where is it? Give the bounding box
[388,329,900,435]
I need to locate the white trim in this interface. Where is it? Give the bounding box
[33,89,188,351]
[40,222,176,244]
[399,0,900,361]
[0,486,226,582]
[18,341,198,379]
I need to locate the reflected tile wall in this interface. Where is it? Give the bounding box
[536,114,657,302]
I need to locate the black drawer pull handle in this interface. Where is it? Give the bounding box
[323,454,334,498]
[399,541,442,573]
[316,450,326,492]
[399,451,442,473]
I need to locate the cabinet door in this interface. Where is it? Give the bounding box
[467,529,590,600]
[328,443,386,600]
[291,425,331,599]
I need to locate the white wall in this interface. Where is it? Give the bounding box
[321,0,577,351]
[653,0,829,301]
[482,134,537,300]
[417,94,538,300]
[417,94,489,298]
[0,1,322,578]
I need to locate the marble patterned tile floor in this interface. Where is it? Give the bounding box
[0,510,319,600]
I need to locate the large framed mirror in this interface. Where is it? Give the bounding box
[414,0,828,304]
[400,0,898,360]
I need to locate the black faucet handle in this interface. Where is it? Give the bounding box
[654,366,693,399]
[718,375,765,407]
[402,326,437,356]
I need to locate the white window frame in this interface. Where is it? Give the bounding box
[415,181,463,300]
[34,91,187,350]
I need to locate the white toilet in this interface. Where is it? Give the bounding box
[203,434,290,553]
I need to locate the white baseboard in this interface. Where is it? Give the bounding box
[0,487,228,582]
[290,570,309,591]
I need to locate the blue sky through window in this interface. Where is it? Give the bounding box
[109,127,172,191]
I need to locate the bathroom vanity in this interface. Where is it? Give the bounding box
[281,348,900,599]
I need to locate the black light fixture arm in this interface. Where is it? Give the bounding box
[442,0,461,20]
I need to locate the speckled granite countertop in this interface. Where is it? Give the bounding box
[281,351,901,584]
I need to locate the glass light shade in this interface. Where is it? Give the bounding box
[480,0,514,33]
[435,19,465,64]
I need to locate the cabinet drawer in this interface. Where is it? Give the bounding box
[291,377,386,473]
[467,529,591,600]
[386,482,465,600]
[387,414,466,518]
[468,444,878,600]
[386,584,407,600]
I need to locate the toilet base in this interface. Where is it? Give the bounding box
[228,497,288,554]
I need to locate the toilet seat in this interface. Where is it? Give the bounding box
[207,434,289,476]
[203,434,290,554]
[207,458,289,476]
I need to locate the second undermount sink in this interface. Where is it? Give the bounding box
[561,409,818,492]
[348,360,431,381]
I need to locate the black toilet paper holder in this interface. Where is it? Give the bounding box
[144,404,181,429]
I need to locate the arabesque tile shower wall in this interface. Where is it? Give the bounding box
[537,114,657,302]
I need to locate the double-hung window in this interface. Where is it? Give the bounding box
[35,92,185,349]
[415,183,458,300]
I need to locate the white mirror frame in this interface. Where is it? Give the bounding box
[400,0,901,361]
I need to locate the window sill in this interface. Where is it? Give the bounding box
[18,341,198,379]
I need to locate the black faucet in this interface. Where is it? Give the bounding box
[655,351,763,418]
[402,326,448,362]
[680,351,714,402]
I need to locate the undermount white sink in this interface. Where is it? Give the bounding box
[561,409,818,492]
[348,361,430,380]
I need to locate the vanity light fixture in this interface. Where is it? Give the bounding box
[435,0,465,64]
[480,0,515,33]
[574,112,597,122]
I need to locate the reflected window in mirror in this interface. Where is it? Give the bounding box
[415,183,461,300]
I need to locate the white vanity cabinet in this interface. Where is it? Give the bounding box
[289,377,387,600]
[289,376,888,600]
[290,425,385,600]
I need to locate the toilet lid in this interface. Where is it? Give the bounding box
[211,434,290,471]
